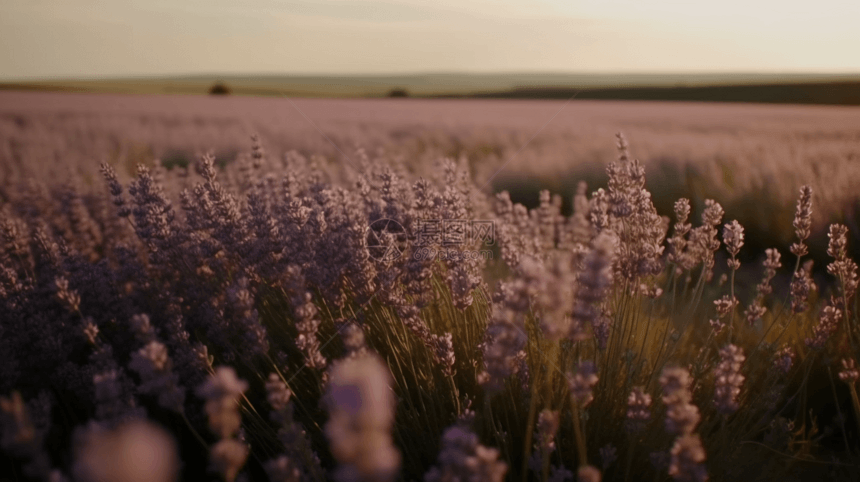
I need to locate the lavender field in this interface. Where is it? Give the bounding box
[3,91,860,481]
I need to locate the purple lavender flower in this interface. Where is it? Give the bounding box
[713,344,745,415]
[805,305,841,349]
[625,386,652,434]
[325,354,400,482]
[568,361,599,408]
[839,358,859,383]
[773,345,794,375]
[660,367,700,436]
[668,434,708,482]
[424,424,507,482]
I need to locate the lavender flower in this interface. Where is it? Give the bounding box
[538,252,576,341]
[99,162,131,218]
[773,345,794,375]
[93,369,143,426]
[694,200,724,281]
[660,367,700,436]
[284,265,327,370]
[266,373,292,412]
[668,198,692,267]
[839,359,859,383]
[129,314,155,343]
[567,181,593,250]
[82,318,99,346]
[744,249,781,325]
[805,305,841,350]
[790,186,813,257]
[537,409,560,453]
[790,261,815,314]
[266,455,303,482]
[713,344,745,415]
[668,434,708,482]
[424,424,507,482]
[602,134,667,282]
[478,307,526,395]
[827,224,859,306]
[197,367,249,482]
[265,373,323,482]
[659,367,707,480]
[197,366,248,440]
[571,233,614,341]
[722,220,744,270]
[128,341,185,413]
[54,276,80,313]
[568,361,599,408]
[325,354,400,482]
[625,386,652,434]
[710,295,738,336]
[210,439,250,482]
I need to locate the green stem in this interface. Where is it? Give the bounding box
[571,403,588,467]
[522,363,541,482]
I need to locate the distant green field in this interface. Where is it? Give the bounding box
[2,72,859,104]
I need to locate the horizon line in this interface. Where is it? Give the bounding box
[4,70,860,83]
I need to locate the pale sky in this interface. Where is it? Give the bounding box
[2,0,859,80]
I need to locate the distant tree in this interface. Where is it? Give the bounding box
[209,83,232,95]
[387,88,409,98]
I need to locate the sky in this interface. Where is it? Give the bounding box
[2,0,859,80]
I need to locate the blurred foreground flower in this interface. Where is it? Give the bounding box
[424,424,507,482]
[325,353,400,482]
[197,366,250,482]
[72,419,178,482]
